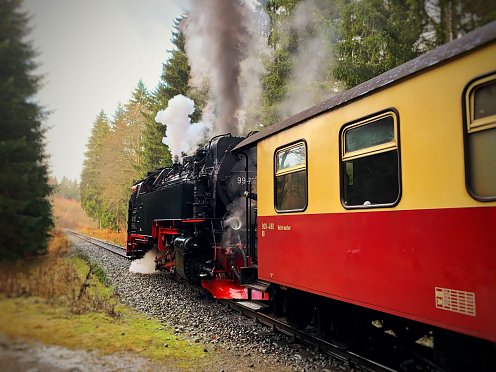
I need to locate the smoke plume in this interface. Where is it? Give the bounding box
[184,0,269,135]
[155,94,207,158]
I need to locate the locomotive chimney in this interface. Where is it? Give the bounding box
[173,155,179,164]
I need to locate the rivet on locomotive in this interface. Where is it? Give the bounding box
[126,134,262,300]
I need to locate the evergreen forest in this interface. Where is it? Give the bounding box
[80,0,496,231]
[0,0,53,258]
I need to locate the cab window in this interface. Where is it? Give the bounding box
[275,142,307,212]
[465,74,496,200]
[341,112,400,208]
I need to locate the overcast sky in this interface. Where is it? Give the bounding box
[23,0,187,181]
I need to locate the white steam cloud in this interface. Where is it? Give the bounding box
[222,197,247,246]
[277,0,341,120]
[129,249,159,274]
[155,94,207,158]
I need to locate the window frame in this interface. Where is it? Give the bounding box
[274,140,308,213]
[339,109,402,209]
[463,72,496,202]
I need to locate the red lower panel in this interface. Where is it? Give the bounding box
[201,279,267,300]
[258,207,496,341]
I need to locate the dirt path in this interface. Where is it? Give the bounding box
[0,335,169,372]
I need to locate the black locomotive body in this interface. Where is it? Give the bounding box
[127,134,259,297]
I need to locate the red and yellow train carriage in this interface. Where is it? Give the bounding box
[234,20,496,363]
[128,21,495,368]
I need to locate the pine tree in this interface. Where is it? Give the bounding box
[260,0,342,126]
[125,80,154,177]
[431,0,496,45]
[334,0,426,89]
[0,0,53,259]
[99,94,154,231]
[260,0,300,127]
[334,0,496,89]
[98,105,128,230]
[80,111,111,229]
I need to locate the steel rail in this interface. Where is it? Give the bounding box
[66,230,129,259]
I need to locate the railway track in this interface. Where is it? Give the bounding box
[66,230,129,259]
[68,230,438,372]
[227,298,446,372]
[223,299,398,372]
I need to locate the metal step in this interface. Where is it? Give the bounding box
[244,279,272,293]
[236,300,269,312]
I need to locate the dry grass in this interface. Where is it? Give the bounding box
[52,196,97,229]
[0,229,117,317]
[0,229,207,366]
[51,196,126,246]
[78,227,127,246]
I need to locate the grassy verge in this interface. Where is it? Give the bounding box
[51,196,97,230]
[77,226,127,246]
[0,229,206,367]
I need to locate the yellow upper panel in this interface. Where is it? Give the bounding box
[257,43,496,216]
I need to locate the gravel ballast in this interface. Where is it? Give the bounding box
[69,235,345,371]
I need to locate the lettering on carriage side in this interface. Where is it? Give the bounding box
[435,287,476,316]
[277,225,292,231]
[261,222,275,230]
[261,222,274,238]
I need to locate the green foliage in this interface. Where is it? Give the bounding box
[80,111,111,228]
[265,0,301,48]
[334,0,496,89]
[260,48,292,126]
[260,0,301,127]
[334,0,426,89]
[0,0,53,259]
[81,82,156,231]
[126,80,155,178]
[433,0,496,45]
[260,0,342,126]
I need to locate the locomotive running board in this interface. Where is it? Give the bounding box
[236,301,270,312]
[244,279,272,293]
[201,279,268,300]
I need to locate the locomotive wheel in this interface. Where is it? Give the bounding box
[285,289,314,330]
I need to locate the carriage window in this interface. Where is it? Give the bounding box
[341,112,400,208]
[465,75,496,200]
[275,142,307,212]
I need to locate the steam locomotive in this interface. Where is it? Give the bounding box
[128,22,496,371]
[127,134,261,298]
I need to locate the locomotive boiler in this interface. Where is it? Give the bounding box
[127,134,260,298]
